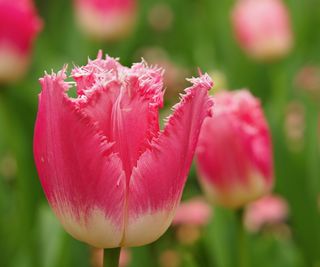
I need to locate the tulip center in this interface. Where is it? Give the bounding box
[72,56,164,184]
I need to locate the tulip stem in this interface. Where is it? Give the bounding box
[236,209,248,267]
[103,248,121,267]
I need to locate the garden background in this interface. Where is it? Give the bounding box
[0,0,320,266]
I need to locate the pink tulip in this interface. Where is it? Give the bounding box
[0,0,42,83]
[172,197,212,245]
[33,52,213,248]
[231,0,293,61]
[196,90,273,208]
[159,250,181,267]
[295,65,320,99]
[244,194,289,232]
[173,198,212,226]
[74,0,137,41]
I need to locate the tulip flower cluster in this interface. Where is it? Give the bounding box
[33,52,213,248]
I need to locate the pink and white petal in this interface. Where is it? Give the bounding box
[196,115,251,190]
[33,71,126,248]
[124,74,213,246]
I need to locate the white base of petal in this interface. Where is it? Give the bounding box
[0,44,29,83]
[123,208,176,247]
[200,171,273,209]
[55,207,123,248]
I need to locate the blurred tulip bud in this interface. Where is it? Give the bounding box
[172,197,212,245]
[175,224,201,246]
[284,101,305,152]
[196,90,274,209]
[0,152,17,182]
[159,250,181,267]
[74,0,137,41]
[173,198,212,227]
[295,65,320,99]
[0,0,42,83]
[231,0,293,61]
[148,3,174,32]
[34,52,213,248]
[244,194,289,233]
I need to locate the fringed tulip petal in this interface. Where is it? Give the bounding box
[72,54,163,179]
[34,70,126,248]
[126,74,213,246]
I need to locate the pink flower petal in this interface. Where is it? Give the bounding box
[72,55,164,180]
[76,0,135,12]
[33,69,126,247]
[124,74,213,246]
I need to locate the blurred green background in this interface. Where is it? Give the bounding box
[1,0,320,266]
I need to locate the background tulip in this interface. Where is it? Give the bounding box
[231,0,293,61]
[196,90,273,208]
[33,52,213,249]
[74,0,137,41]
[172,197,212,227]
[0,0,42,83]
[295,65,320,100]
[244,194,289,233]
[172,197,212,245]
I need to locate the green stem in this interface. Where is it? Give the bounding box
[235,209,248,267]
[267,61,287,126]
[103,247,121,267]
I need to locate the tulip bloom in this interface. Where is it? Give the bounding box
[172,197,212,245]
[173,198,212,227]
[295,65,320,99]
[0,0,42,83]
[74,0,137,41]
[196,90,273,208]
[244,194,289,232]
[231,0,293,61]
[33,52,213,248]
